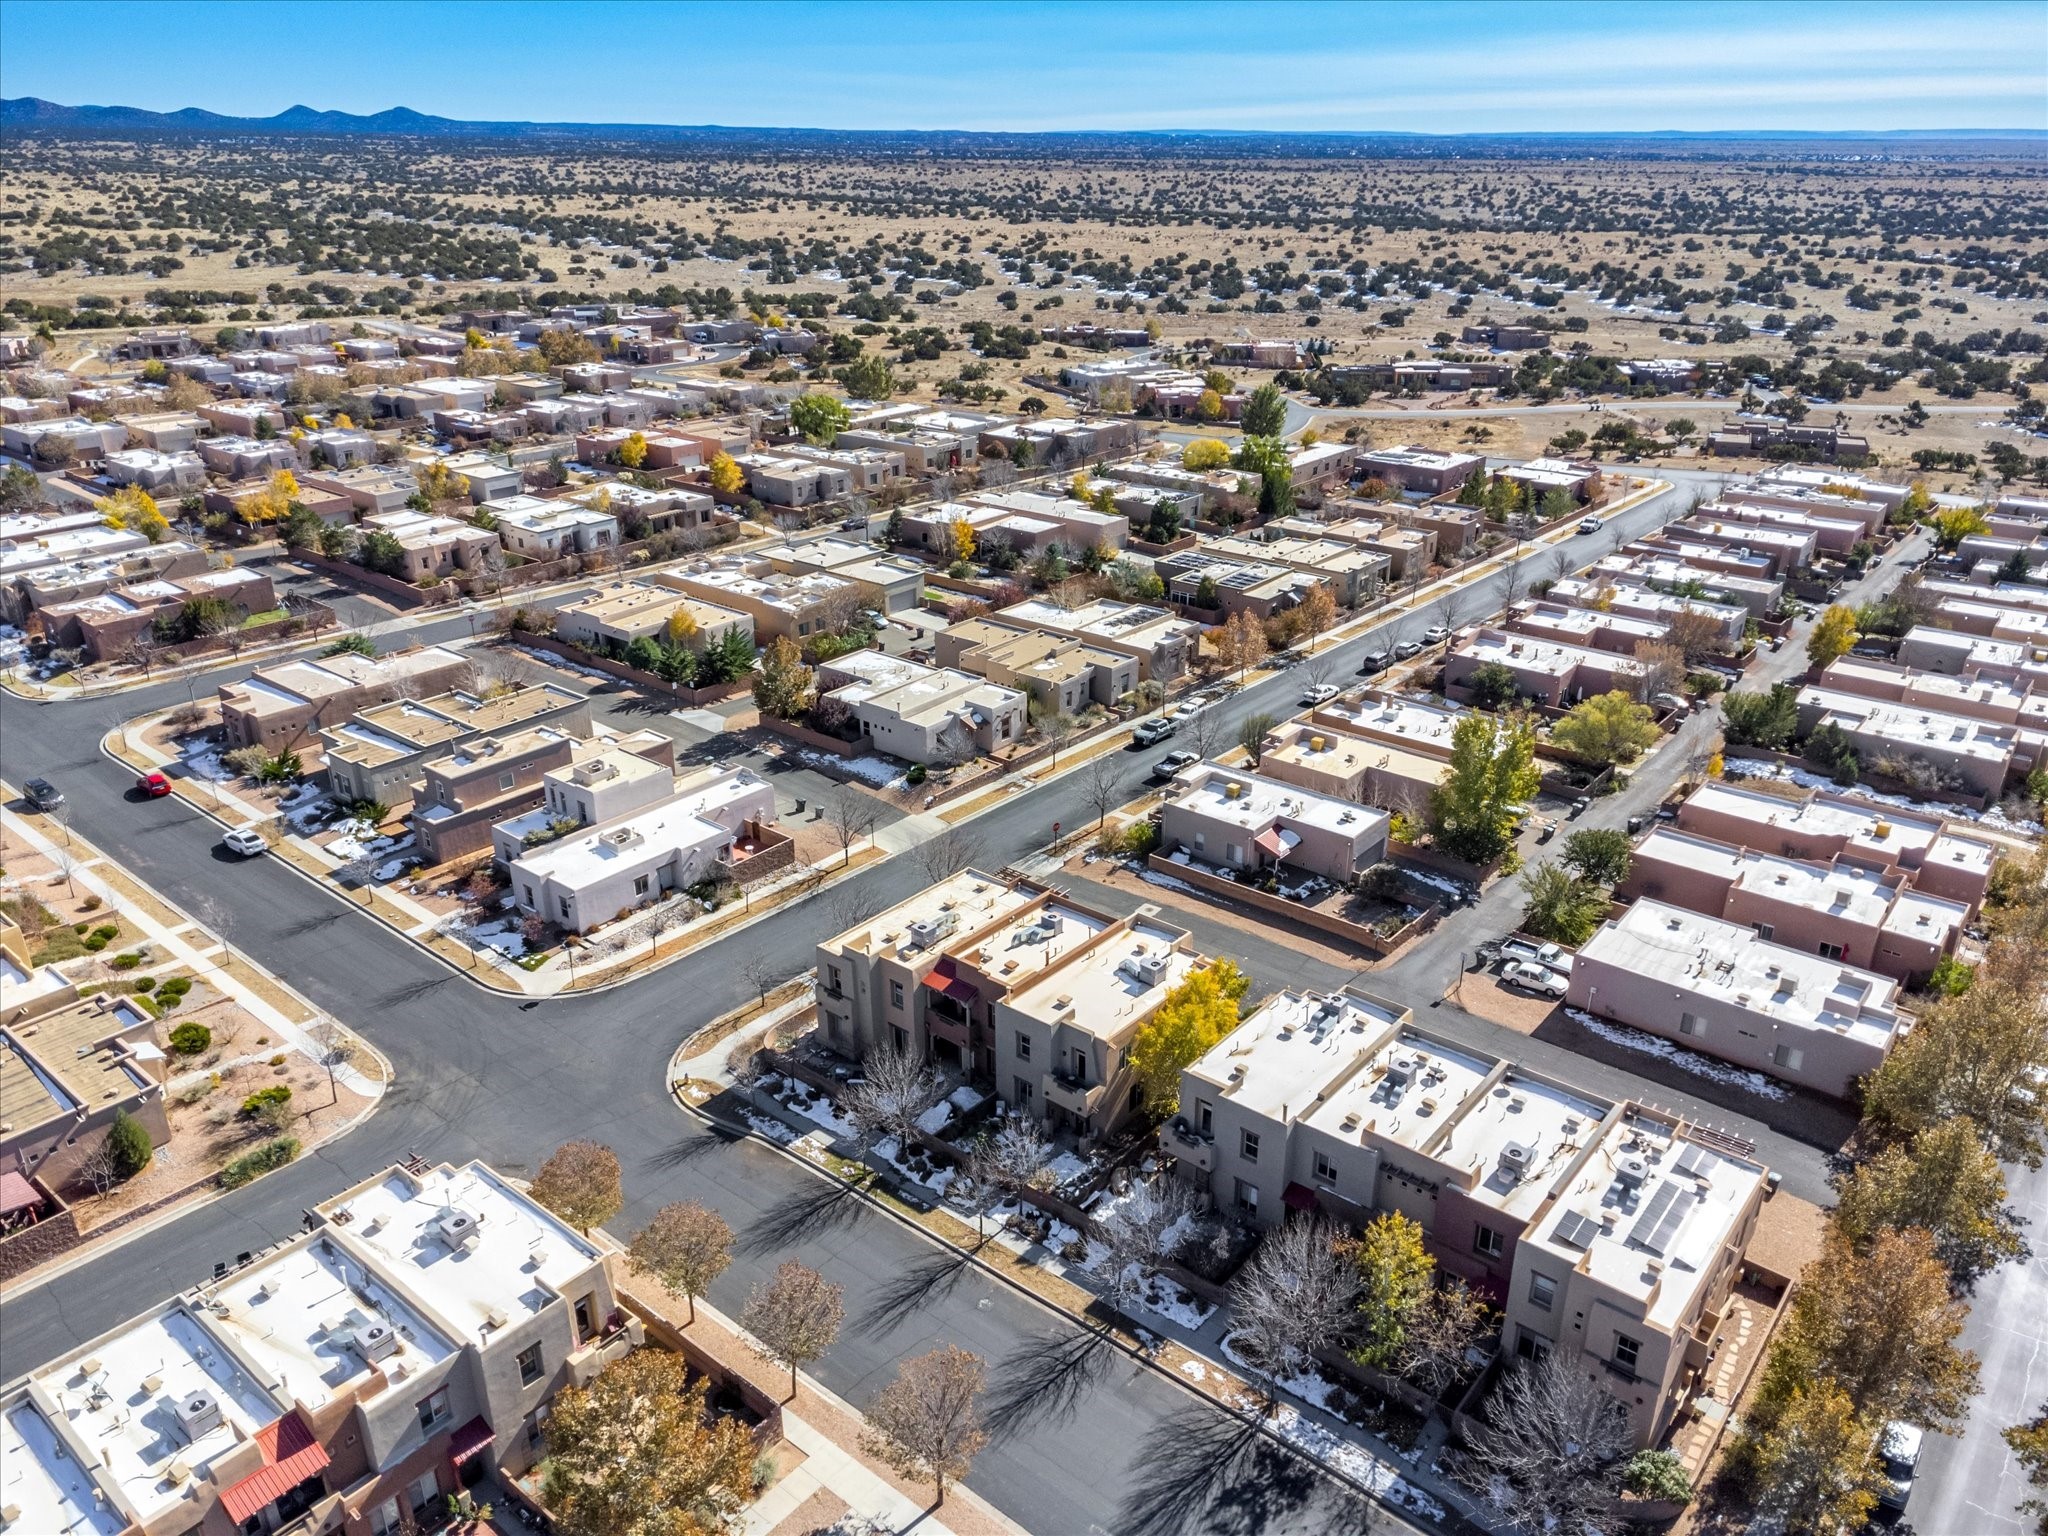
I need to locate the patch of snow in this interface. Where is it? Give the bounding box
[947,1083,987,1113]
[466,920,527,959]
[179,738,232,782]
[1566,1008,1792,1100]
[801,751,908,790]
[772,1082,859,1141]
[1134,1272,1216,1331]
[1141,869,1204,897]
[1399,867,1467,898]
[502,643,612,684]
[915,1099,956,1135]
[1721,757,2044,836]
[1180,1360,1209,1382]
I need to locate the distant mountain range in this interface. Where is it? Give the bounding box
[4,97,2042,156]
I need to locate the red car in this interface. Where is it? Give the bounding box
[135,771,172,798]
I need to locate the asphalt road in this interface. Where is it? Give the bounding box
[0,471,1771,1535]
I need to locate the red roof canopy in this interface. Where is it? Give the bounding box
[448,1415,496,1466]
[219,1413,330,1525]
[0,1170,40,1214]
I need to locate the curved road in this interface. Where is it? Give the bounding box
[1,475,1758,1535]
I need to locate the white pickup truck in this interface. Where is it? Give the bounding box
[1499,936,1574,975]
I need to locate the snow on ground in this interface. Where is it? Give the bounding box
[741,1107,797,1145]
[1134,1270,1216,1330]
[1566,1008,1792,1100]
[179,738,233,781]
[766,1075,860,1141]
[1400,867,1468,899]
[799,751,908,790]
[325,818,400,861]
[503,643,613,684]
[1722,757,2045,836]
[372,837,419,881]
[1257,1401,1448,1524]
[915,1099,956,1134]
[872,1135,959,1195]
[278,784,336,833]
[466,920,528,959]
[1180,1359,1209,1382]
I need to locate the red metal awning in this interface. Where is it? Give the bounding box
[921,972,977,1004]
[1282,1182,1319,1213]
[0,1171,39,1214]
[1253,827,1291,860]
[448,1415,496,1467]
[220,1412,331,1525]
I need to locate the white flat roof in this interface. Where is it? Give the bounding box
[1005,918,1196,1038]
[1,1399,128,1536]
[1438,1073,1611,1222]
[1305,1026,1497,1154]
[318,1163,600,1346]
[1172,763,1388,840]
[954,896,1113,988]
[830,869,1037,958]
[205,1234,456,1409]
[35,1306,279,1524]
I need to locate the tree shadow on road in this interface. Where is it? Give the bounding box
[1113,1401,1372,1536]
[642,1126,741,1172]
[373,973,454,1009]
[737,1173,870,1257]
[980,1325,1117,1437]
[859,1247,978,1335]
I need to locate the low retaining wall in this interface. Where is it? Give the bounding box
[0,1198,80,1283]
[1388,838,1501,888]
[296,552,460,610]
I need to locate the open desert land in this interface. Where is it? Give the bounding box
[5,139,2046,486]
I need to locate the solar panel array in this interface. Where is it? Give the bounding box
[1628,1179,1690,1256]
[1673,1142,1712,1179]
[1552,1209,1602,1249]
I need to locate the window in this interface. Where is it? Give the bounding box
[1015,1077,1034,1108]
[1677,1012,1704,1039]
[409,1471,441,1515]
[1195,1099,1213,1135]
[1528,1273,1557,1312]
[1312,1150,1337,1184]
[1474,1225,1504,1260]
[1515,1333,1551,1364]
[574,1294,596,1342]
[1234,1178,1260,1213]
[1613,1332,1642,1373]
[1240,1129,1260,1163]
[517,1342,544,1385]
[1015,1031,1032,1062]
[369,1498,403,1536]
[1773,1043,1805,1071]
[1817,941,1846,961]
[890,980,905,1009]
[558,895,572,921]
[826,965,844,996]
[633,874,651,896]
[417,1388,451,1434]
[1751,922,1774,941]
[497,769,516,790]
[522,884,536,907]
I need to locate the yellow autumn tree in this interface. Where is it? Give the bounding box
[98,485,168,543]
[709,451,744,496]
[950,517,977,567]
[416,460,469,504]
[1181,438,1231,472]
[616,432,648,470]
[665,606,701,648]
[1128,959,1251,1116]
[241,469,301,524]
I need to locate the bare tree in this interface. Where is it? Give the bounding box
[1228,1218,1363,1412]
[529,1140,623,1235]
[1095,1178,1200,1331]
[73,1138,125,1196]
[1034,709,1074,768]
[990,1113,1057,1192]
[1393,1279,1491,1399]
[825,789,876,868]
[743,1260,844,1400]
[1179,705,1220,764]
[1460,1354,1633,1534]
[843,1041,944,1158]
[1237,712,1277,769]
[860,1346,990,1508]
[739,952,784,1011]
[629,1201,734,1325]
[308,1019,360,1106]
[194,893,235,967]
[817,881,884,936]
[912,825,986,884]
[1076,753,1126,832]
[1633,639,1687,702]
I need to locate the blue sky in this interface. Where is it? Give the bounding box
[2,0,2041,134]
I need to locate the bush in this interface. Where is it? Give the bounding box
[109,951,144,970]
[1622,1448,1693,1505]
[79,895,102,912]
[1122,819,1163,858]
[906,763,928,785]
[219,1137,300,1189]
[239,1085,292,1117]
[168,1022,212,1055]
[133,976,156,992]
[107,1109,154,1179]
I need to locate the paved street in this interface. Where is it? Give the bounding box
[0,470,1824,1535]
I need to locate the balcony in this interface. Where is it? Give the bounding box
[567,1312,645,1387]
[1160,1116,1214,1173]
[1042,1069,1105,1118]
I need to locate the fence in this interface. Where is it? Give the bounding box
[505,632,750,706]
[1146,854,1440,957]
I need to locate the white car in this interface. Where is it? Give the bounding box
[1501,961,1569,998]
[1301,683,1339,706]
[222,826,269,857]
[1422,624,1452,645]
[1578,516,1604,534]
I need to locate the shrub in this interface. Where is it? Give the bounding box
[1621,1448,1693,1505]
[91,924,118,942]
[110,952,144,970]
[134,976,156,992]
[219,1137,300,1189]
[168,1022,212,1055]
[239,1085,292,1117]
[78,895,102,912]
[107,1109,154,1179]
[906,764,928,786]
[269,1053,287,1066]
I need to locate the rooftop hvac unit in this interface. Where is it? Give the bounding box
[1124,954,1170,987]
[1384,1057,1416,1089]
[435,1207,483,1252]
[173,1390,223,1442]
[1,1502,21,1526]
[141,1374,163,1394]
[485,1307,510,1331]
[1498,1141,1535,1180]
[1616,1153,1651,1189]
[352,1322,399,1362]
[164,1461,190,1487]
[907,910,960,948]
